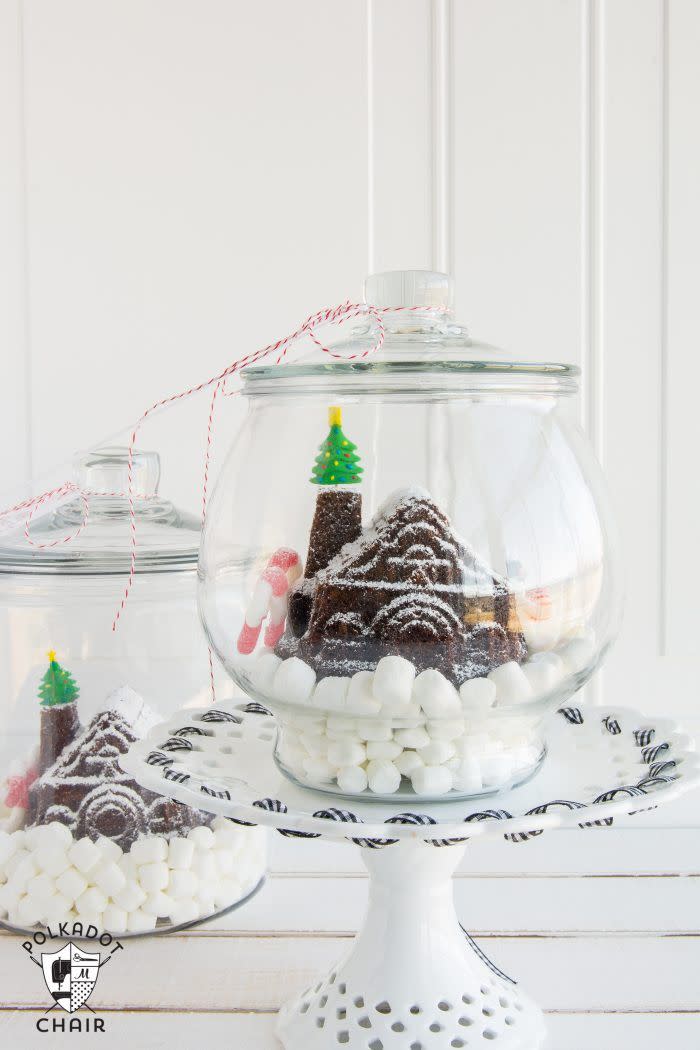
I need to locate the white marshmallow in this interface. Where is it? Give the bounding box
[16,895,44,926]
[366,759,401,795]
[393,727,430,749]
[168,836,195,870]
[372,655,416,708]
[355,720,393,742]
[327,740,366,767]
[346,671,382,716]
[326,715,359,735]
[55,867,88,904]
[302,757,335,783]
[188,826,215,851]
[273,657,316,704]
[169,869,199,899]
[213,849,235,876]
[250,652,282,692]
[488,662,534,705]
[0,831,18,869]
[76,887,107,914]
[192,851,218,882]
[142,891,176,918]
[426,719,466,741]
[169,898,199,926]
[300,732,328,757]
[8,854,38,887]
[413,669,461,718]
[459,677,497,711]
[95,836,123,864]
[138,861,169,892]
[522,657,560,696]
[67,837,101,874]
[127,909,157,933]
[336,765,369,794]
[113,880,147,912]
[411,765,454,796]
[34,846,70,878]
[480,752,515,786]
[365,740,402,761]
[92,861,126,898]
[28,822,73,850]
[26,872,56,903]
[215,878,244,908]
[417,740,456,766]
[559,636,596,675]
[0,881,22,915]
[102,904,128,932]
[40,893,72,924]
[312,676,350,713]
[452,756,483,793]
[394,751,425,777]
[130,836,168,864]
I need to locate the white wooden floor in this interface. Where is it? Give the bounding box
[1,810,698,1050]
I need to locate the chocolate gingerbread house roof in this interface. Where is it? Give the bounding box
[317,487,505,598]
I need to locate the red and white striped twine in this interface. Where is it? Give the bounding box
[2,300,438,632]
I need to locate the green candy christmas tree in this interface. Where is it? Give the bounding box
[39,650,80,707]
[37,650,81,774]
[310,405,363,486]
[301,406,364,582]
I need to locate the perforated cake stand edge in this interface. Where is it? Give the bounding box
[121,704,700,1050]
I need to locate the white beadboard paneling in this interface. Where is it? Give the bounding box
[452,0,584,365]
[369,0,432,272]
[665,0,700,660]
[22,0,368,510]
[0,0,29,490]
[590,0,671,718]
[188,873,700,935]
[268,827,700,876]
[1,930,698,1012]
[2,1010,699,1050]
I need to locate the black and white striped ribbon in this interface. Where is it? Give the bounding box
[385,811,464,847]
[160,736,194,752]
[163,768,191,784]
[558,707,584,725]
[201,784,231,800]
[146,750,173,767]
[634,728,655,747]
[506,800,586,842]
[602,716,621,735]
[201,709,243,724]
[641,742,670,765]
[242,702,272,716]
[174,725,208,737]
[312,807,395,848]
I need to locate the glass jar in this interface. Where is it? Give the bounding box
[0,448,266,934]
[199,271,622,801]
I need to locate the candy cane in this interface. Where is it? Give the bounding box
[237,548,301,654]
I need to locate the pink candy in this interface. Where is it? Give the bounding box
[236,548,301,655]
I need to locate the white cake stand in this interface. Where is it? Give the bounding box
[121,701,699,1050]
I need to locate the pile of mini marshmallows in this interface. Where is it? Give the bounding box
[0,820,266,933]
[245,634,595,797]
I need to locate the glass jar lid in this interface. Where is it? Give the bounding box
[241,270,579,395]
[0,447,200,575]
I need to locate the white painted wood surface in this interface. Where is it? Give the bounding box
[0,1,698,1045]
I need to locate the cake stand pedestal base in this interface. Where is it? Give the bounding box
[276,840,545,1050]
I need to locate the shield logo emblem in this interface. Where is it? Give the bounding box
[41,942,101,1013]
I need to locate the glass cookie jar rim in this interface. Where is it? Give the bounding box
[240,357,580,397]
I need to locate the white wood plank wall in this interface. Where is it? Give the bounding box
[0,2,698,1046]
